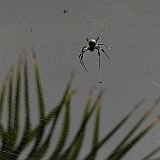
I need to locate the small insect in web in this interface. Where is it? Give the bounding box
[79,37,110,72]
[62,9,69,14]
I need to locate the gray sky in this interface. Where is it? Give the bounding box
[0,0,160,159]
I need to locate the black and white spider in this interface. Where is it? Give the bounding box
[79,37,110,71]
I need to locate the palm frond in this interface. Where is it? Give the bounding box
[0,51,159,160]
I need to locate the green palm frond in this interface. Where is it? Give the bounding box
[0,51,159,160]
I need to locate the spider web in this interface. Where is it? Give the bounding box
[0,0,160,159]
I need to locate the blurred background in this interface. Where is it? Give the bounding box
[0,0,160,159]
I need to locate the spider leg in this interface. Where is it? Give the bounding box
[98,43,109,48]
[80,60,88,72]
[86,38,89,42]
[96,37,99,42]
[79,46,86,60]
[95,48,101,68]
[98,49,100,68]
[97,46,110,60]
[79,46,88,72]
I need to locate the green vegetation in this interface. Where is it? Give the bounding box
[0,49,160,160]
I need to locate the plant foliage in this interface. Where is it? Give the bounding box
[0,50,160,160]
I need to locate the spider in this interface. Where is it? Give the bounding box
[79,37,110,71]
